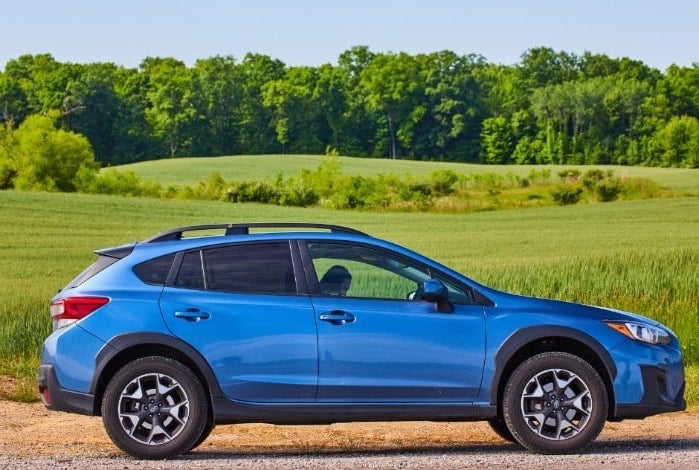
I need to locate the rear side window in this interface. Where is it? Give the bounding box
[174,251,205,290]
[203,242,296,295]
[133,253,176,285]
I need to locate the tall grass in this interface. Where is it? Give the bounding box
[1,190,697,401]
[470,250,699,361]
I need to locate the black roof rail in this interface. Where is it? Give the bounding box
[143,223,367,243]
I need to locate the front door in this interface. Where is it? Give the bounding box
[306,241,486,403]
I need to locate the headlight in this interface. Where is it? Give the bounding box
[604,321,671,345]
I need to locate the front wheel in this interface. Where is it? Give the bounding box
[101,356,210,459]
[502,352,608,454]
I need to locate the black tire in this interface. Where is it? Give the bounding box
[101,356,209,459]
[487,417,518,443]
[502,352,608,454]
[187,415,214,453]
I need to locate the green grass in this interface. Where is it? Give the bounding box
[1,190,698,403]
[114,155,699,193]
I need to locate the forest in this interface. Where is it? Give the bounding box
[1,46,698,168]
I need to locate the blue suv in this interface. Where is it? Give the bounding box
[39,223,685,459]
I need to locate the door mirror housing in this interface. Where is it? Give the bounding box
[420,279,454,313]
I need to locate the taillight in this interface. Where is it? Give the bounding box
[50,296,110,329]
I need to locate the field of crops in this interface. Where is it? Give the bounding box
[1,159,698,402]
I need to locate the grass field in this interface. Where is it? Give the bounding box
[114,154,699,193]
[1,187,697,402]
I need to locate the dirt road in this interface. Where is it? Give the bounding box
[1,401,698,468]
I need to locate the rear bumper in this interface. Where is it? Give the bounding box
[38,364,97,416]
[613,364,686,419]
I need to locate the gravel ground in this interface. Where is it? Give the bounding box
[1,400,697,469]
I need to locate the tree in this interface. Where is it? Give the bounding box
[236,54,286,154]
[518,47,579,89]
[60,62,124,163]
[659,64,699,118]
[336,46,377,156]
[650,115,699,167]
[0,71,29,124]
[10,112,98,191]
[191,56,242,156]
[262,66,325,153]
[417,51,487,161]
[141,57,196,157]
[360,52,424,158]
[481,116,514,163]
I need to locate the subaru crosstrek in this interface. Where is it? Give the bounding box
[39,223,685,459]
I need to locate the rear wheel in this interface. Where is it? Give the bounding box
[187,414,214,452]
[502,352,608,454]
[102,356,209,459]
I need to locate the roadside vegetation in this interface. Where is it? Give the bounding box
[82,156,674,211]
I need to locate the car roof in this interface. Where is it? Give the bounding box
[143,223,367,242]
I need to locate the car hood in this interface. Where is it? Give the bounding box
[486,289,663,327]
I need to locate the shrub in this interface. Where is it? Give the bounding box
[11,113,98,192]
[581,169,607,189]
[428,170,459,196]
[227,180,280,204]
[595,177,622,202]
[550,183,583,205]
[77,169,161,197]
[557,169,581,183]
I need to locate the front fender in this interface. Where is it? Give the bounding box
[489,325,618,405]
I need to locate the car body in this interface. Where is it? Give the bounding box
[39,223,685,458]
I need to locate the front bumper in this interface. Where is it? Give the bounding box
[38,364,97,416]
[613,364,686,419]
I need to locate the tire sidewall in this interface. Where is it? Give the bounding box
[101,356,208,459]
[503,352,608,454]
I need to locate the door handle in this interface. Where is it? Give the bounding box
[319,310,356,325]
[174,308,211,322]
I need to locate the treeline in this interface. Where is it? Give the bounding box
[1,46,698,167]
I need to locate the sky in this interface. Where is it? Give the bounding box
[2,0,698,71]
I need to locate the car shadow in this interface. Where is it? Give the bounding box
[183,437,699,461]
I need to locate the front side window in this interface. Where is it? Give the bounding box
[202,242,296,295]
[307,242,472,303]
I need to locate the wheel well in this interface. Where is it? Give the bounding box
[494,336,615,418]
[93,344,214,418]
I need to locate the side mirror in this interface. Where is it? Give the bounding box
[420,279,454,313]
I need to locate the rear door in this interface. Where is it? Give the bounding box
[159,241,318,403]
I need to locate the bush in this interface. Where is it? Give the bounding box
[77,169,157,197]
[581,169,607,189]
[550,183,583,205]
[227,180,280,204]
[11,113,98,192]
[557,169,581,183]
[428,170,458,196]
[595,177,622,202]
